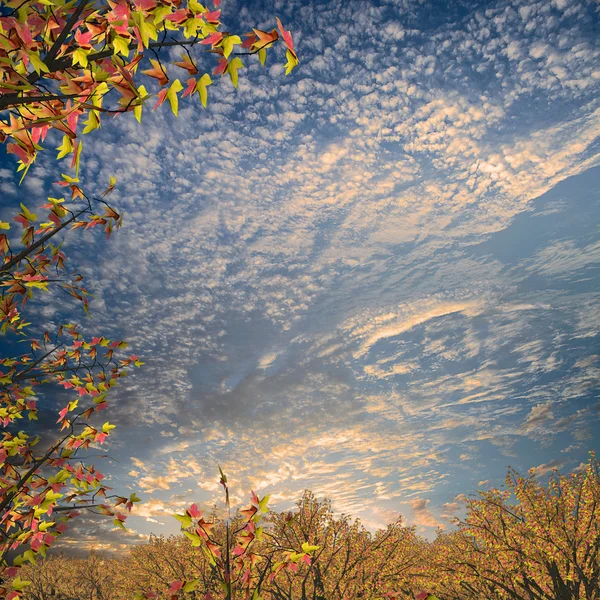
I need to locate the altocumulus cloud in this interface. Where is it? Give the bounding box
[4,0,599,548]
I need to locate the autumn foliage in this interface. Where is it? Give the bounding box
[0,0,301,596]
[0,174,145,600]
[13,454,600,600]
[0,0,298,176]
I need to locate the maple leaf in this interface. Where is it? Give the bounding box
[195,73,212,107]
[200,32,223,46]
[153,88,169,110]
[213,58,228,76]
[173,53,199,75]
[221,34,242,58]
[166,79,184,116]
[284,50,299,76]
[276,17,296,57]
[182,77,197,98]
[141,59,169,86]
[251,28,279,51]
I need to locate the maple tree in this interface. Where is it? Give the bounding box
[0,0,299,176]
[0,174,144,600]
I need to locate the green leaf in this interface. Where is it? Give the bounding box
[301,542,320,553]
[113,518,126,530]
[112,34,130,58]
[258,494,270,513]
[218,465,227,484]
[174,513,192,529]
[183,579,201,593]
[166,79,183,116]
[183,530,202,547]
[12,576,32,591]
[72,47,89,68]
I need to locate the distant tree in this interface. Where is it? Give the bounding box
[18,550,123,599]
[429,453,600,600]
[141,469,318,600]
[10,456,600,599]
[124,534,219,598]
[0,0,299,176]
[267,490,427,600]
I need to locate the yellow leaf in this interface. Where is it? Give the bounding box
[61,173,79,183]
[166,79,183,116]
[152,5,172,24]
[20,203,37,222]
[56,135,73,160]
[226,57,244,89]
[72,47,89,68]
[196,73,212,107]
[134,85,149,123]
[188,0,206,13]
[284,49,299,75]
[82,110,100,134]
[112,34,130,58]
[222,35,241,59]
[24,281,49,291]
[73,140,83,177]
[0,221,10,230]
[258,47,267,66]
[27,51,49,74]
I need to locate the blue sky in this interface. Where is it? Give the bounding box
[1,0,599,554]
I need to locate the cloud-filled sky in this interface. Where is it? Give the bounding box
[1,0,599,554]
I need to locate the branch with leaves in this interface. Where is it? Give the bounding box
[0,174,143,600]
[0,0,299,177]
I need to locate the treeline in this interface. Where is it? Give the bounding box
[18,455,600,600]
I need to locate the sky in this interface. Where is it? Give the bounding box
[1,0,599,556]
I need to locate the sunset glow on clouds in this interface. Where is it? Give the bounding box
[1,0,599,554]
